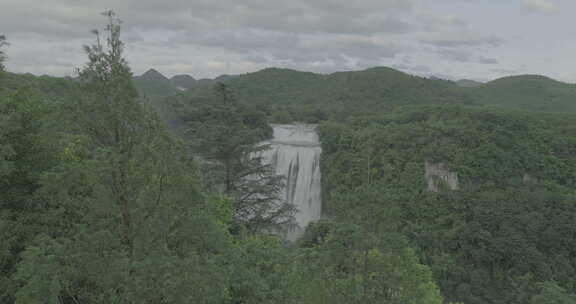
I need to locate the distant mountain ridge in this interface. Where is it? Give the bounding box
[170,74,197,90]
[165,66,576,123]
[467,74,576,112]
[132,69,238,97]
[455,79,483,87]
[4,66,575,118]
[137,68,170,83]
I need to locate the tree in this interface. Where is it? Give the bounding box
[226,233,302,304]
[0,32,64,303]
[531,282,576,304]
[294,181,442,304]
[14,11,231,304]
[0,35,7,72]
[0,86,59,304]
[188,82,294,233]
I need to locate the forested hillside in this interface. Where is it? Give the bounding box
[165,66,576,130]
[163,49,576,304]
[319,106,576,303]
[167,67,476,125]
[3,12,576,304]
[468,75,576,112]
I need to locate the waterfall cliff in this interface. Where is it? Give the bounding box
[260,124,322,240]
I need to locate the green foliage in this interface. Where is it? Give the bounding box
[319,105,576,304]
[166,66,576,129]
[132,69,180,99]
[300,120,443,304]
[12,12,231,304]
[226,234,301,304]
[468,75,576,113]
[169,67,472,123]
[0,72,79,104]
[531,282,576,304]
[0,87,60,303]
[187,83,293,233]
[295,186,443,304]
[0,35,7,72]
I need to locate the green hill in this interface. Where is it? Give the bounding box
[168,67,475,123]
[466,75,576,112]
[132,69,238,98]
[133,69,181,98]
[0,72,79,101]
[455,79,483,87]
[167,67,576,124]
[170,74,196,90]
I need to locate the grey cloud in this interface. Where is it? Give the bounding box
[189,30,300,53]
[311,36,403,60]
[411,65,431,72]
[417,13,468,32]
[477,57,498,64]
[2,0,419,38]
[392,63,431,73]
[376,16,414,34]
[392,64,410,70]
[421,34,504,48]
[0,0,469,77]
[2,0,530,79]
[185,28,406,67]
[438,49,473,62]
[306,0,414,13]
[492,68,520,74]
[261,38,401,64]
[438,50,499,65]
[521,0,560,13]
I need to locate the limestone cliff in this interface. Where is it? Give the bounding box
[425,161,459,192]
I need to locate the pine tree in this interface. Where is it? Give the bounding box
[14,11,231,304]
[0,35,7,72]
[189,83,294,234]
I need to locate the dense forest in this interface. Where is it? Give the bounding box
[2,13,576,304]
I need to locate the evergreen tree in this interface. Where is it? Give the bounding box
[14,11,231,304]
[188,83,294,233]
[0,35,7,72]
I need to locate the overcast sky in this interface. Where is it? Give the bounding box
[2,0,575,82]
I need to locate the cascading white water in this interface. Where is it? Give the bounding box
[259,124,322,240]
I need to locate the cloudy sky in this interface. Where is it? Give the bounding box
[1,0,575,82]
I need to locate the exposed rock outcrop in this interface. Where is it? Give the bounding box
[425,161,459,192]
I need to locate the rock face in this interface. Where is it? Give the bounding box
[259,124,322,240]
[425,161,459,192]
[522,173,534,183]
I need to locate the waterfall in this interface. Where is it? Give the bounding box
[259,124,322,240]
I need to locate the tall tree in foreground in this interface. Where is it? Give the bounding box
[0,36,6,70]
[15,11,230,304]
[188,83,294,234]
[0,35,7,72]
